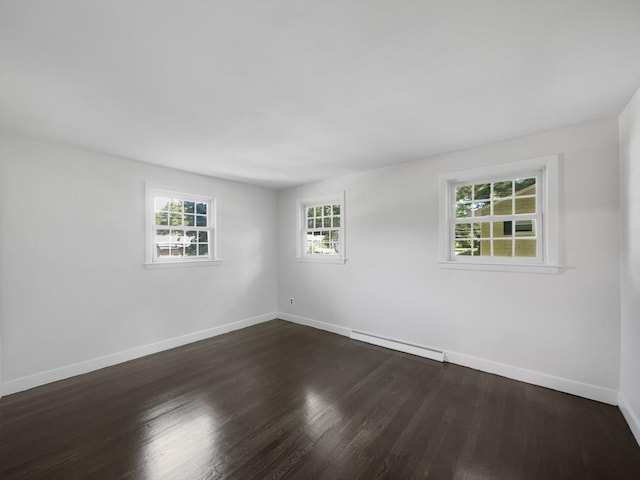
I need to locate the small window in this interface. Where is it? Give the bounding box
[145,186,219,267]
[296,192,346,264]
[438,155,561,273]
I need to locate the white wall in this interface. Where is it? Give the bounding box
[619,88,640,443]
[277,118,621,402]
[0,134,277,392]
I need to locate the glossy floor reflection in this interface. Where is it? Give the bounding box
[0,320,639,479]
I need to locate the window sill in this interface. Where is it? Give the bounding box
[295,256,347,265]
[438,261,562,274]
[144,259,223,270]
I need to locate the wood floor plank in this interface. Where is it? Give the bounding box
[0,319,638,480]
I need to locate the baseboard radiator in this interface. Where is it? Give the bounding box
[350,330,445,362]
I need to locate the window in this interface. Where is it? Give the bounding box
[296,192,346,264]
[145,186,219,267]
[438,155,561,273]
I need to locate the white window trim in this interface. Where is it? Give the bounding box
[438,154,562,274]
[144,184,222,269]
[295,191,347,264]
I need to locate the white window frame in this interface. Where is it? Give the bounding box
[145,185,221,269]
[438,155,561,274]
[296,191,346,264]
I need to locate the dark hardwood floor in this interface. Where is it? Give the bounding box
[0,320,638,480]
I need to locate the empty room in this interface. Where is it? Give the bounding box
[1,1,640,479]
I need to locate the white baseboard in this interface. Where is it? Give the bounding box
[276,313,618,406]
[445,350,618,405]
[277,312,351,337]
[619,393,640,446]
[1,312,276,397]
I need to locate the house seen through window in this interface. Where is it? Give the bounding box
[453,177,539,259]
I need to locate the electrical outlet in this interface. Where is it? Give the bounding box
[289,297,294,305]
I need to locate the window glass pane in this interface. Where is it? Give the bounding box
[184,214,195,226]
[315,206,322,217]
[456,203,472,218]
[155,197,170,211]
[515,220,535,236]
[196,215,207,227]
[515,178,536,196]
[332,204,340,215]
[479,239,491,256]
[184,201,195,214]
[155,229,171,257]
[472,240,481,256]
[307,219,314,229]
[333,216,340,227]
[472,201,490,217]
[315,218,322,228]
[185,244,197,256]
[169,200,183,214]
[494,221,512,237]
[493,181,512,198]
[323,205,332,216]
[515,197,535,214]
[493,239,512,257]
[456,185,472,202]
[198,231,208,243]
[455,240,472,256]
[455,223,471,238]
[473,183,490,200]
[324,217,331,228]
[307,207,315,218]
[330,230,340,255]
[196,202,207,215]
[169,212,183,226]
[493,198,512,215]
[473,222,489,238]
[155,211,168,226]
[306,230,339,255]
[515,239,536,257]
[198,244,209,256]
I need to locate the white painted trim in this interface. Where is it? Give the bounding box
[438,154,562,271]
[295,191,346,264]
[619,393,640,446]
[276,313,618,405]
[350,330,444,362]
[277,312,351,337]
[445,350,618,405]
[144,259,223,269]
[294,257,347,264]
[0,312,276,397]
[438,261,562,274]
[145,183,219,265]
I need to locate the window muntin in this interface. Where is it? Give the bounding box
[146,187,216,264]
[296,192,346,263]
[452,176,541,260]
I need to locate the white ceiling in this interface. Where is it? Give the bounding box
[1,1,639,189]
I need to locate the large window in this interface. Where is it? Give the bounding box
[439,155,560,273]
[145,186,219,266]
[296,192,346,264]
